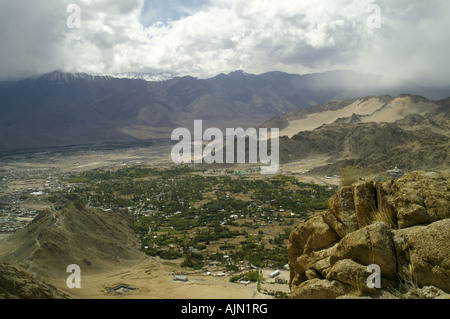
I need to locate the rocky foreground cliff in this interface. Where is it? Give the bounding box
[288,171,450,299]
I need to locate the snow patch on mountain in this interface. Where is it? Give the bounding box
[112,72,177,82]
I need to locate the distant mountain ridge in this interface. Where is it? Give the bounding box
[0,69,449,150]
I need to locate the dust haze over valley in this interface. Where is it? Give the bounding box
[1,0,450,303]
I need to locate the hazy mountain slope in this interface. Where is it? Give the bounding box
[0,71,159,148]
[1,70,449,150]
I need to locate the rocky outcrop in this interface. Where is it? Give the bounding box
[288,171,450,299]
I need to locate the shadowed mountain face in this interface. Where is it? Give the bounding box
[1,70,449,151]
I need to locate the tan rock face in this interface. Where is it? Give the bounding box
[328,186,358,233]
[388,171,450,228]
[288,214,340,287]
[291,278,347,299]
[353,181,377,228]
[393,219,450,292]
[289,171,450,299]
[330,222,397,279]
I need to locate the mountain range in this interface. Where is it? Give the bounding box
[272,95,450,173]
[1,69,449,151]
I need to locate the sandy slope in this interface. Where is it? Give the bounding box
[364,96,438,123]
[280,96,439,137]
[41,257,273,299]
[1,230,273,299]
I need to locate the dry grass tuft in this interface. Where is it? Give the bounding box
[347,276,364,297]
[339,165,373,187]
[369,207,397,229]
[388,266,420,298]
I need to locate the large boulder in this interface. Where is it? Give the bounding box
[328,186,358,233]
[288,213,340,286]
[289,213,341,256]
[330,222,397,279]
[385,171,450,228]
[393,219,450,292]
[291,278,347,299]
[289,171,450,299]
[353,180,377,228]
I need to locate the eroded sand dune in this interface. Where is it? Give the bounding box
[280,95,439,137]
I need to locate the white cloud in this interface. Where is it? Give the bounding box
[137,0,374,77]
[0,0,449,87]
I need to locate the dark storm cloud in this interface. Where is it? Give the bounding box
[0,0,67,78]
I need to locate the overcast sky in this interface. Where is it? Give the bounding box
[0,0,449,87]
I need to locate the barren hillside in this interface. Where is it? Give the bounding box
[271,95,450,174]
[263,95,441,137]
[0,201,147,280]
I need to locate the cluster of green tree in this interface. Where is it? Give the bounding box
[269,229,292,247]
[229,240,288,268]
[181,252,205,269]
[61,167,217,213]
[51,166,335,270]
[194,224,242,243]
[251,177,334,212]
[144,246,182,260]
[59,166,334,217]
[68,166,194,183]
